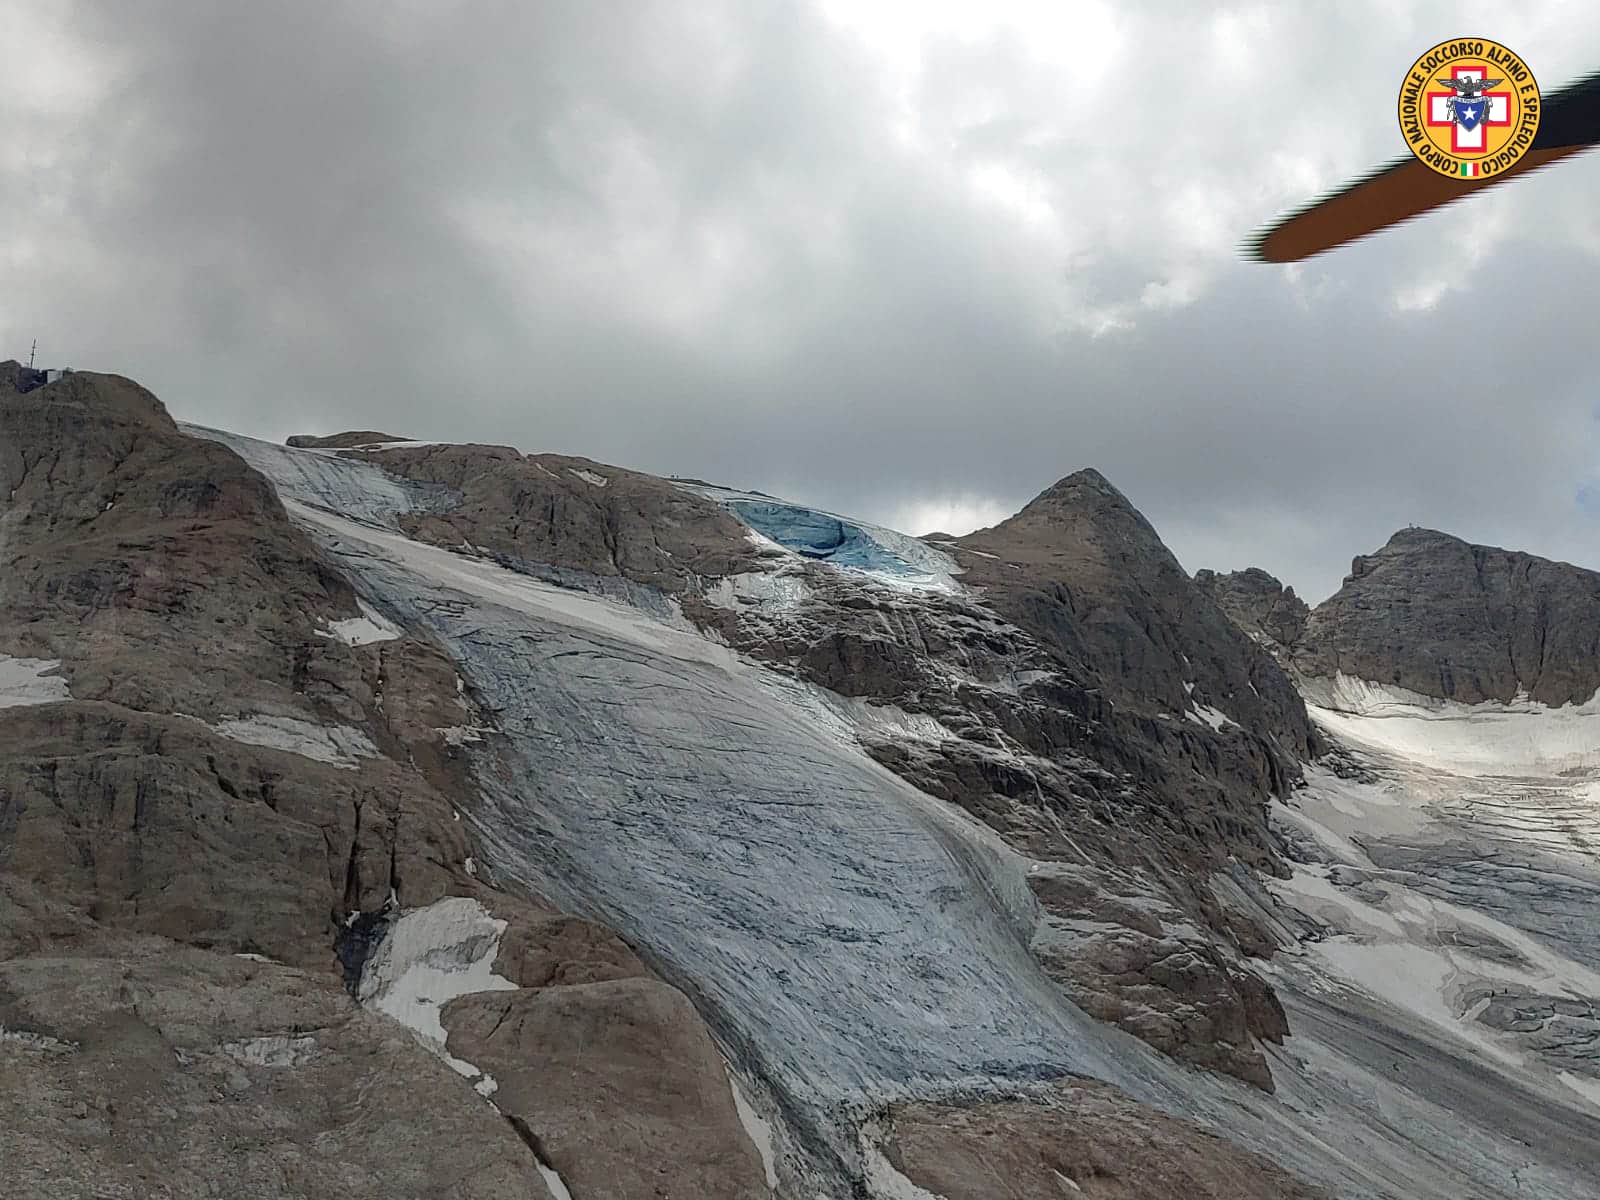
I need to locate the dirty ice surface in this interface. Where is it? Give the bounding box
[1269,674,1600,1152]
[183,424,450,527]
[216,428,1600,1199]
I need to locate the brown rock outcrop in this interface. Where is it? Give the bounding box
[446,978,770,1200]
[878,1081,1327,1199]
[341,441,760,590]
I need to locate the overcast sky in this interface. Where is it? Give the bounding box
[8,1,1600,600]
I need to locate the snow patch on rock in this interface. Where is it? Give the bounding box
[209,715,377,769]
[0,656,70,708]
[536,1162,575,1200]
[568,468,608,487]
[222,1035,319,1067]
[1185,702,1234,732]
[1,1026,77,1053]
[859,1122,944,1199]
[726,1066,778,1189]
[318,599,402,646]
[357,897,517,1081]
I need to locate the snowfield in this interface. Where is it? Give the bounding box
[204,714,378,769]
[1270,676,1600,1140]
[318,598,402,647]
[188,426,1600,1200]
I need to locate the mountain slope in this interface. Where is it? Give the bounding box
[0,366,772,1199]
[9,363,1600,1199]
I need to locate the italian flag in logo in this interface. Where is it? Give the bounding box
[1458,161,1479,178]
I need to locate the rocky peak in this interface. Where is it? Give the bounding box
[1297,527,1600,705]
[1011,470,1164,550]
[1347,526,1460,580]
[1194,568,1309,657]
[957,468,1317,762]
[1,367,175,432]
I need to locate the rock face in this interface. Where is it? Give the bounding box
[1,936,551,1200]
[0,368,772,1200]
[1296,527,1600,704]
[445,978,770,1200]
[1194,567,1310,660]
[960,472,1315,756]
[878,1082,1328,1199]
[354,441,760,591]
[286,430,409,448]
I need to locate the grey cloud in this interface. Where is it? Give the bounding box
[7,0,1600,601]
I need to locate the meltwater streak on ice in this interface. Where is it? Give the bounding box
[194,428,1600,1199]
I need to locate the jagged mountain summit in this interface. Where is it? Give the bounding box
[1204,527,1600,707]
[4,364,1600,1199]
[1300,527,1600,705]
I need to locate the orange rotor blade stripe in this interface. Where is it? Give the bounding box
[1251,71,1600,263]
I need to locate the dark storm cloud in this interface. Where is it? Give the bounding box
[7,0,1600,600]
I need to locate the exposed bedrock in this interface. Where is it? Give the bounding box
[1295,526,1600,704]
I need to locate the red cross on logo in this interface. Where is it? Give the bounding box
[1426,64,1511,154]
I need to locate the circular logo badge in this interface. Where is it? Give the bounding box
[1398,38,1540,179]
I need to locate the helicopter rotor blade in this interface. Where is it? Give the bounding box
[1250,71,1600,263]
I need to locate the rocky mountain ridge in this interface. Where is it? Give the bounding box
[8,363,1600,1199]
[1204,526,1600,707]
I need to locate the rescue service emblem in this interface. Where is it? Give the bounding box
[1397,38,1540,179]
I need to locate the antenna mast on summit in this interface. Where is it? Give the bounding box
[28,340,36,369]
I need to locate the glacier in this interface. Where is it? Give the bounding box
[186,426,1600,1199]
[680,482,962,592]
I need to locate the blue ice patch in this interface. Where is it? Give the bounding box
[728,501,920,577]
